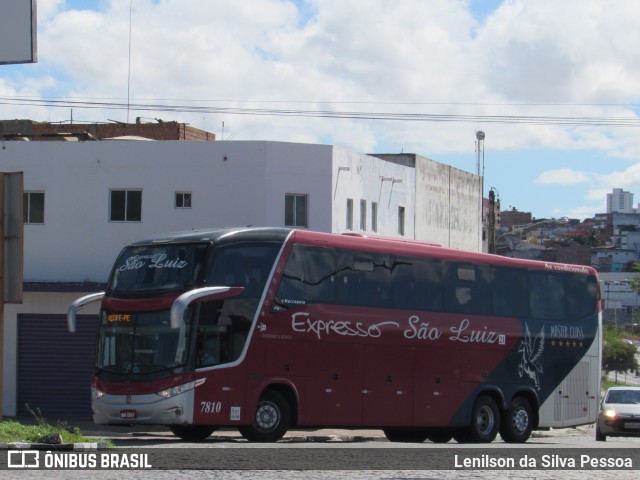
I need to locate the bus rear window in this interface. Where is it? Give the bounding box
[109,243,208,293]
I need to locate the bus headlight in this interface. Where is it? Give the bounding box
[156,378,205,399]
[91,386,105,399]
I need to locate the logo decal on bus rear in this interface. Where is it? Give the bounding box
[518,323,545,390]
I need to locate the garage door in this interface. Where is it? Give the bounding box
[18,314,98,419]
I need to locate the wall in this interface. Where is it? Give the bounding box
[414,156,482,251]
[1,140,327,282]
[263,142,334,232]
[331,148,415,237]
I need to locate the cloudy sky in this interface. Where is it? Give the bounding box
[2,0,640,221]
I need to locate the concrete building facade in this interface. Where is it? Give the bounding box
[607,188,636,214]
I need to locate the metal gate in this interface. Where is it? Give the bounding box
[17,314,98,419]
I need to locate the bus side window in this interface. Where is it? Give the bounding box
[274,245,337,308]
[529,271,565,320]
[443,262,491,315]
[565,273,598,321]
[492,267,530,318]
[391,256,443,311]
[335,251,391,308]
[205,243,279,297]
[275,246,306,307]
[304,247,337,304]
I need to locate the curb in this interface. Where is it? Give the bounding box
[1,442,110,450]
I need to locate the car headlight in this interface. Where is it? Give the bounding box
[604,409,617,418]
[156,378,205,399]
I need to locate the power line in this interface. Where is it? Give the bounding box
[1,96,640,127]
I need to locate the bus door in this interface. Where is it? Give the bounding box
[363,344,414,426]
[306,342,364,425]
[191,299,242,426]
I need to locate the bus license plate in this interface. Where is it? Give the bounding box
[624,422,640,429]
[120,409,137,419]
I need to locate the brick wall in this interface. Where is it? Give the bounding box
[1,119,215,141]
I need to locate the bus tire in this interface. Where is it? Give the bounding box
[456,395,500,443]
[239,390,291,442]
[499,396,533,443]
[382,428,428,443]
[169,425,217,441]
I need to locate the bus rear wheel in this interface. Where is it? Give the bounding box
[170,425,217,441]
[499,397,533,443]
[239,390,291,442]
[455,395,500,443]
[382,428,428,443]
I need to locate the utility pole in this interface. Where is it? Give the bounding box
[0,172,24,419]
[488,189,500,254]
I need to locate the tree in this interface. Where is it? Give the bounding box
[602,325,638,381]
[622,261,640,272]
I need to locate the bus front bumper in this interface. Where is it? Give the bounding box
[92,389,195,425]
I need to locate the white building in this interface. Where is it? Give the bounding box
[1,139,481,418]
[607,188,636,214]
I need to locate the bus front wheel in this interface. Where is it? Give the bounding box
[170,425,217,441]
[499,396,533,443]
[239,390,291,442]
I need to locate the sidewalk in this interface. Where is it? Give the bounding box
[54,418,592,442]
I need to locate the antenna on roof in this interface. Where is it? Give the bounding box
[126,0,133,124]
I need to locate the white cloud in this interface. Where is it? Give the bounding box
[2,0,640,158]
[535,168,590,185]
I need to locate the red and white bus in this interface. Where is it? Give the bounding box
[68,227,601,443]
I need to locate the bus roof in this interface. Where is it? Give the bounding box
[125,227,597,277]
[130,227,293,246]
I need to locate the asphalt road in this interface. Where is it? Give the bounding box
[5,423,640,480]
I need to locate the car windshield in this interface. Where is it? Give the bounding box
[606,390,640,404]
[109,243,209,293]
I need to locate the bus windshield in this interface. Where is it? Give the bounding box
[109,243,209,293]
[96,309,192,375]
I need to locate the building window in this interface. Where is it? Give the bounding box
[360,199,367,231]
[110,189,142,222]
[346,198,353,230]
[24,191,44,224]
[285,194,308,227]
[175,192,192,209]
[398,206,405,236]
[371,202,378,232]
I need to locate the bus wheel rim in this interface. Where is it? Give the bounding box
[477,405,495,434]
[256,402,279,431]
[512,407,529,433]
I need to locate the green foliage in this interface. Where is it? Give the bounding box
[623,262,640,272]
[0,404,112,445]
[0,419,88,444]
[629,275,640,292]
[602,325,638,376]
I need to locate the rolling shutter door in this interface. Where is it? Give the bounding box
[18,314,98,419]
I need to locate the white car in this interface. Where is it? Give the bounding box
[596,386,640,441]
